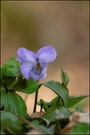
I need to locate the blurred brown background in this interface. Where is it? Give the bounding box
[1,1,89,114]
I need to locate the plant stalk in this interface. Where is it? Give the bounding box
[33,89,38,113]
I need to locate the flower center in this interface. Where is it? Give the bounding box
[36,63,42,70]
[36,63,42,73]
[32,62,42,75]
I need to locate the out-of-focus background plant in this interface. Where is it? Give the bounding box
[1,1,89,114]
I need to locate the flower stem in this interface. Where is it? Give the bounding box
[33,89,38,113]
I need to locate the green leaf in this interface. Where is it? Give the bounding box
[1,91,10,111]
[74,107,85,113]
[46,96,63,108]
[2,56,20,76]
[43,81,69,107]
[31,119,40,126]
[67,95,89,108]
[41,118,50,126]
[55,109,65,119]
[1,111,19,130]
[13,76,27,90]
[14,77,39,94]
[1,111,23,133]
[57,108,71,118]
[38,99,49,112]
[37,124,55,134]
[50,96,59,106]
[50,96,63,107]
[2,76,16,87]
[31,119,55,135]
[61,67,69,86]
[1,92,27,118]
[37,97,63,112]
[42,107,71,122]
[13,93,27,118]
[1,87,6,95]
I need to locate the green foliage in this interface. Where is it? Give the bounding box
[1,112,23,134]
[43,81,69,107]
[31,118,56,134]
[74,107,85,113]
[1,56,89,134]
[67,95,89,108]
[1,91,27,118]
[1,55,39,94]
[13,76,39,94]
[2,76,16,87]
[38,96,68,113]
[42,107,71,122]
[61,67,69,87]
[2,56,20,76]
[37,124,56,134]
[38,99,49,112]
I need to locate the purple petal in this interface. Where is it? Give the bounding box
[17,48,36,64]
[40,72,47,79]
[40,62,47,79]
[37,45,57,63]
[31,72,41,81]
[31,71,47,81]
[20,62,34,80]
[40,62,47,73]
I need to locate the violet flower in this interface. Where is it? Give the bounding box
[17,45,57,81]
